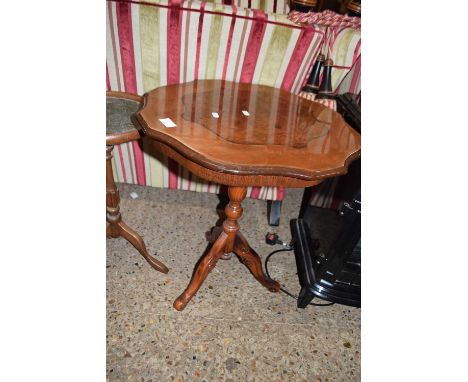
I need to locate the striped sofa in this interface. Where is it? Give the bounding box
[208,0,289,14]
[106,0,360,222]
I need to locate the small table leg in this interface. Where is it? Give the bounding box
[106,145,169,274]
[173,186,280,311]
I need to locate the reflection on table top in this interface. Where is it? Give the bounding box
[135,80,361,181]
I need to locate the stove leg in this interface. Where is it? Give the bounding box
[268,200,282,226]
[297,286,314,309]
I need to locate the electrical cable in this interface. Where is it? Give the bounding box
[264,246,335,307]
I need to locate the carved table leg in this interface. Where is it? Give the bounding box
[173,233,228,311]
[106,146,122,238]
[173,186,279,311]
[118,220,169,274]
[106,145,168,274]
[233,232,280,292]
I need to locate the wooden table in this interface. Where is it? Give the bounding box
[106,92,169,274]
[134,80,361,311]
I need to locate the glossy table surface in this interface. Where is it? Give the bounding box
[135,80,360,184]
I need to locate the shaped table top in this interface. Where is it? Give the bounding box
[134,80,360,186]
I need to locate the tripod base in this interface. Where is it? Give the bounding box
[173,186,279,311]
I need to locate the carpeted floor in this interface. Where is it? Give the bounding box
[107,184,360,382]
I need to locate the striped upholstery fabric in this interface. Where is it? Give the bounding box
[107,0,325,200]
[287,10,361,95]
[335,54,361,96]
[327,27,361,94]
[208,0,289,14]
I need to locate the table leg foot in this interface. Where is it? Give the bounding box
[233,232,280,293]
[173,233,228,311]
[117,221,169,274]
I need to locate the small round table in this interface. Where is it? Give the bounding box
[134,80,361,310]
[106,91,169,274]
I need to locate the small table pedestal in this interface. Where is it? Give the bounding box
[106,145,169,274]
[173,186,280,311]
